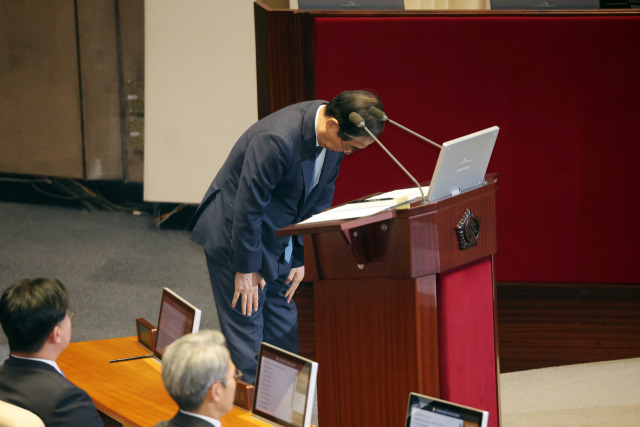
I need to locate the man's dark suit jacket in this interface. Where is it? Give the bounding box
[190,100,343,283]
[154,411,219,427]
[0,356,104,427]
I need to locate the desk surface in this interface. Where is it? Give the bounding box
[58,336,276,427]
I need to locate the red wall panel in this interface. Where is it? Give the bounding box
[314,16,640,284]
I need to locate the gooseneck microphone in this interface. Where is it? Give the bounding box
[368,106,441,149]
[349,112,426,204]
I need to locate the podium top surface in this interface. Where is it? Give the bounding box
[278,174,498,238]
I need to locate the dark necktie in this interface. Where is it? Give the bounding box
[285,147,324,263]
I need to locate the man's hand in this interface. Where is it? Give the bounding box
[284,266,305,303]
[232,271,266,316]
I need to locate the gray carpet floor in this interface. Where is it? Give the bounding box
[0,201,217,361]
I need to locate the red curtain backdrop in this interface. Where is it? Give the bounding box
[314,16,640,284]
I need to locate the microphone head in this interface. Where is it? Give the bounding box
[348,112,365,128]
[368,106,388,121]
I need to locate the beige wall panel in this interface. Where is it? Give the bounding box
[77,0,123,180]
[118,0,145,183]
[0,0,83,178]
[144,0,258,203]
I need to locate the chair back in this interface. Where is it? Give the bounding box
[0,400,45,427]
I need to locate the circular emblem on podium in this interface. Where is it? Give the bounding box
[456,209,480,251]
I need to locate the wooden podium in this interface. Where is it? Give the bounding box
[278,175,501,427]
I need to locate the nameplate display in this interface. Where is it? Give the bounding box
[234,380,255,411]
[135,317,157,351]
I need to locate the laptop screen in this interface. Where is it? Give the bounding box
[252,342,318,427]
[153,288,201,359]
[406,393,489,427]
[426,126,499,203]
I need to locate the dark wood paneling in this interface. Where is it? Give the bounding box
[0,0,84,178]
[295,281,316,361]
[77,0,123,180]
[314,276,439,427]
[254,3,315,118]
[0,0,144,181]
[117,0,144,183]
[497,282,640,373]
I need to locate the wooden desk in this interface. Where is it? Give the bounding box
[57,336,274,427]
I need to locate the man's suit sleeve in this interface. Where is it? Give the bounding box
[50,386,104,427]
[230,131,293,274]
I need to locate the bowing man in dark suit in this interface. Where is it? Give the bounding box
[0,278,104,427]
[190,90,386,383]
[155,330,237,427]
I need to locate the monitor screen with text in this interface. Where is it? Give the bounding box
[252,342,318,427]
[406,393,489,427]
[153,288,201,359]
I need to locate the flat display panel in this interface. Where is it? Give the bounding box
[136,317,156,351]
[406,393,489,427]
[153,288,201,359]
[426,126,499,202]
[252,342,318,427]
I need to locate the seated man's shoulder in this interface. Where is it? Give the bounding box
[0,361,103,427]
[49,381,104,426]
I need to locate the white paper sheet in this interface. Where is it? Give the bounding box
[300,186,428,224]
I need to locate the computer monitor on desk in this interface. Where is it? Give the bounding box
[405,393,489,427]
[252,342,318,427]
[153,288,201,359]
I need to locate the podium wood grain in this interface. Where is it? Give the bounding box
[280,176,501,427]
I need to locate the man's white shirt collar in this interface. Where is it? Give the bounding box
[178,410,222,427]
[11,354,64,376]
[313,105,327,189]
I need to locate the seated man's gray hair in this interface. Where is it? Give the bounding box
[161,330,229,411]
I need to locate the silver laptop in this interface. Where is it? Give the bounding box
[405,392,489,427]
[426,126,499,203]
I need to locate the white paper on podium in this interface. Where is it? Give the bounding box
[367,186,429,201]
[300,186,429,224]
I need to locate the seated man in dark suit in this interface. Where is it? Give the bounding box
[156,330,237,427]
[0,278,104,427]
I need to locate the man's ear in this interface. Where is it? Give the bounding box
[208,382,222,404]
[49,325,62,344]
[325,117,340,131]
